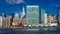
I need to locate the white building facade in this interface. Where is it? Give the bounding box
[0,16,2,27]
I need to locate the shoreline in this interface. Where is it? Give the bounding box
[0,26,59,29]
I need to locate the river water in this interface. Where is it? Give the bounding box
[0,27,60,34]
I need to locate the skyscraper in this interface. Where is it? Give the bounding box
[12,17,19,26]
[44,13,47,24]
[27,5,39,25]
[12,12,19,26]
[0,16,2,27]
[21,7,25,20]
[47,14,52,23]
[15,12,19,18]
[58,8,60,24]
[22,16,27,26]
[53,14,57,23]
[5,16,10,27]
[41,9,45,24]
[2,12,6,27]
[20,7,26,26]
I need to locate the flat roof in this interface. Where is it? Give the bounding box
[27,5,39,7]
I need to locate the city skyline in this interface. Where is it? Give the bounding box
[0,4,59,27]
[0,0,59,16]
[0,0,60,34]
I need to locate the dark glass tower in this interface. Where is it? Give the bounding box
[58,8,60,24]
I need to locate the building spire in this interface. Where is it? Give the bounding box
[21,7,25,20]
[22,7,25,16]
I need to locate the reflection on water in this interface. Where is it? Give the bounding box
[0,27,60,34]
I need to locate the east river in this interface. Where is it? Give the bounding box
[0,27,60,34]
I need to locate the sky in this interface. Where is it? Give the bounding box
[0,0,59,16]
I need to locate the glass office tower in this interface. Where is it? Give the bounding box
[41,9,45,24]
[27,5,39,25]
[58,8,60,24]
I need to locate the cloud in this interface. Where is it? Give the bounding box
[6,0,13,4]
[13,0,24,4]
[50,4,59,7]
[6,0,24,4]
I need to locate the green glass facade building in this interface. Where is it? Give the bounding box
[27,5,39,25]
